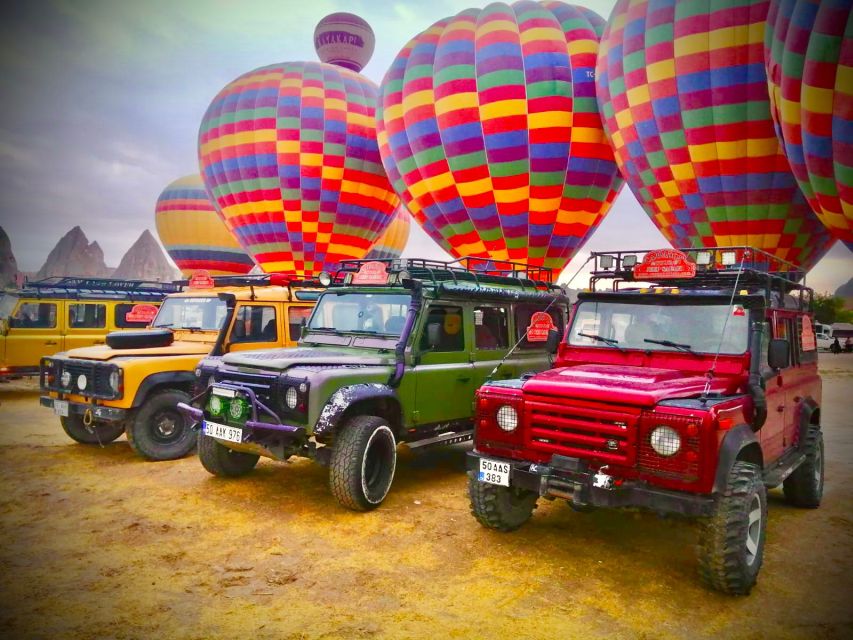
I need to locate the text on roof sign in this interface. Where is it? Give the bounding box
[633,249,696,280]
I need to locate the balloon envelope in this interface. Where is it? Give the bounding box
[155,174,255,276]
[765,0,852,247]
[596,0,835,271]
[366,206,412,259]
[198,61,399,276]
[377,1,622,273]
[314,12,376,73]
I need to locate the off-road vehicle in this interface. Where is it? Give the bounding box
[182,259,568,510]
[40,273,321,460]
[467,247,823,595]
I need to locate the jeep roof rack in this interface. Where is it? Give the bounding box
[174,273,323,289]
[20,277,182,301]
[586,247,813,311]
[333,257,562,293]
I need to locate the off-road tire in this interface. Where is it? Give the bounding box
[198,432,259,477]
[59,415,125,445]
[783,426,824,508]
[697,461,767,595]
[468,472,538,532]
[126,390,195,461]
[329,415,397,511]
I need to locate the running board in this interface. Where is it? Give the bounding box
[407,430,474,449]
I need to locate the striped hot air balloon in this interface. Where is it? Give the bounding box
[596,0,836,270]
[198,61,399,276]
[765,0,853,248]
[366,206,412,259]
[154,174,255,276]
[377,1,622,273]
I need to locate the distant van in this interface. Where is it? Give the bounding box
[0,277,179,378]
[815,322,833,351]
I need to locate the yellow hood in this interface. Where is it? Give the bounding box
[62,340,212,361]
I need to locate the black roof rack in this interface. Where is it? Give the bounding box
[333,257,561,293]
[586,247,813,311]
[19,277,181,301]
[173,273,323,289]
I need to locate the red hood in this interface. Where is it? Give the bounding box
[522,364,739,407]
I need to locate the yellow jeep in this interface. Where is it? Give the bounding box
[39,274,321,461]
[0,277,178,379]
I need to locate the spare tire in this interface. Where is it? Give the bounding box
[105,329,173,350]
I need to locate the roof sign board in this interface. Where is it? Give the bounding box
[352,261,388,285]
[633,249,696,280]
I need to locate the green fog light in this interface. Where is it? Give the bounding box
[209,395,224,416]
[229,396,249,421]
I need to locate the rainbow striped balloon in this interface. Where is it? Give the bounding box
[198,61,398,276]
[155,175,255,276]
[766,0,852,247]
[596,0,835,270]
[377,1,622,273]
[366,206,412,259]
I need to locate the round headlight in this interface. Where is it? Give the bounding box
[194,368,201,378]
[285,386,298,409]
[209,395,223,416]
[496,405,519,432]
[60,370,72,387]
[108,370,120,393]
[650,426,681,457]
[318,271,332,286]
[229,397,248,421]
[298,382,307,393]
[77,374,88,391]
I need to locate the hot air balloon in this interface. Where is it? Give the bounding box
[765,0,852,247]
[198,60,399,276]
[314,12,376,73]
[366,206,412,259]
[376,1,623,273]
[155,174,255,276]
[596,0,835,271]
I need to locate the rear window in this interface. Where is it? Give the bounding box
[515,304,564,349]
[114,303,156,329]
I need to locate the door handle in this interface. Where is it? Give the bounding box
[94,340,105,345]
[793,396,802,403]
[776,405,784,413]
[45,341,58,346]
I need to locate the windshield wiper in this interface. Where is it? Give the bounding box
[183,326,203,333]
[578,332,625,351]
[307,327,337,332]
[644,338,700,356]
[153,323,173,328]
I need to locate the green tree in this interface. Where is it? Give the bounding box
[813,293,853,325]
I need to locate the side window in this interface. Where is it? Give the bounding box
[114,303,154,329]
[231,306,277,343]
[474,306,509,350]
[9,302,57,329]
[68,303,106,329]
[288,306,313,341]
[759,321,772,376]
[419,305,465,352]
[516,304,564,349]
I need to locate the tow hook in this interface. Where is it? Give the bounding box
[83,408,95,427]
[593,469,614,489]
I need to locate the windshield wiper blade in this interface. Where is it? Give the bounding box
[644,338,700,356]
[578,332,625,351]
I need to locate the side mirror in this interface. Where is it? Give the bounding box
[427,323,442,350]
[545,328,561,355]
[768,338,790,370]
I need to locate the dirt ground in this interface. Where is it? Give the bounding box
[0,357,851,639]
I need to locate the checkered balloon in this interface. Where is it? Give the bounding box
[198,61,399,276]
[596,0,836,270]
[366,206,411,259]
[377,1,622,273]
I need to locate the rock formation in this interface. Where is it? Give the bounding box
[0,227,19,288]
[36,226,111,280]
[112,230,180,282]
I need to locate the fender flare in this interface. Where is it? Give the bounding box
[796,396,820,447]
[314,383,402,439]
[713,424,761,493]
[131,371,197,408]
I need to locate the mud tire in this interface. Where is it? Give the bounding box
[783,426,824,508]
[468,472,538,532]
[198,432,259,477]
[329,415,397,511]
[60,415,125,445]
[697,461,767,595]
[126,390,195,461]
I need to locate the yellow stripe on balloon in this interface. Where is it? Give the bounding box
[479,99,527,121]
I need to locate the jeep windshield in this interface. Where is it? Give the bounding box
[307,292,411,338]
[568,300,748,354]
[151,297,228,332]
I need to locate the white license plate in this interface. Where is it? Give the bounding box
[203,420,243,444]
[479,458,510,487]
[53,400,69,417]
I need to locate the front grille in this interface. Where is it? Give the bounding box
[213,368,281,417]
[525,394,641,465]
[638,413,701,481]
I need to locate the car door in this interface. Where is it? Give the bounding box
[471,304,514,389]
[411,302,475,431]
[227,304,282,353]
[784,314,821,450]
[5,300,64,371]
[64,302,108,351]
[760,314,789,463]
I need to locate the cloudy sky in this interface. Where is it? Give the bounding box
[0,0,849,293]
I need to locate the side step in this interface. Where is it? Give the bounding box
[407,430,474,450]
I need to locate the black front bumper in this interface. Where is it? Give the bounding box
[467,451,714,517]
[39,396,128,423]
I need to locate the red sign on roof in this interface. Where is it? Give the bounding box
[801,315,816,352]
[633,249,696,280]
[526,311,556,343]
[125,304,159,324]
[352,261,388,285]
[189,270,215,289]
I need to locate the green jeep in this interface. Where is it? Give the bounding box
[181,259,568,510]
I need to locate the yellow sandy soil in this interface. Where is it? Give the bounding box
[0,356,851,639]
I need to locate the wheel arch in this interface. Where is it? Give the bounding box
[714,424,763,493]
[314,384,403,442]
[130,371,196,407]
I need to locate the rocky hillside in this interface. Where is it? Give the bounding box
[112,230,180,282]
[0,227,19,288]
[836,277,853,307]
[36,226,111,280]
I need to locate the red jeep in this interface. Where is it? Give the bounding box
[467,248,824,595]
